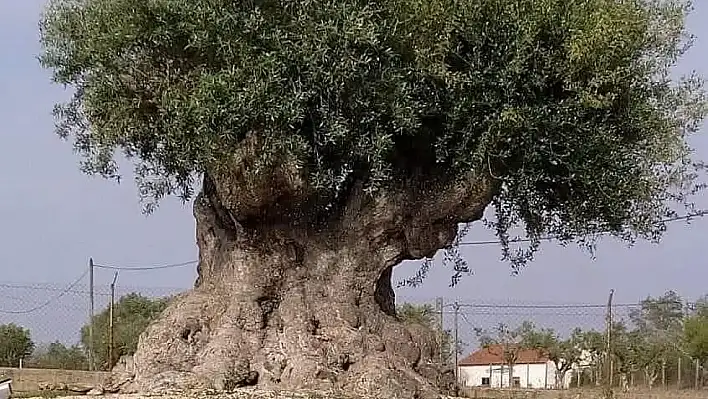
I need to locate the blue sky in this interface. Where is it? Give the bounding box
[1,1,707,346]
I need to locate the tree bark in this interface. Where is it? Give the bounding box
[130,172,494,398]
[645,366,658,389]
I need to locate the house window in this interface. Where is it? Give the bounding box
[513,377,521,388]
[481,377,490,386]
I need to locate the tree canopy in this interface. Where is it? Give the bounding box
[475,322,534,364]
[683,313,708,364]
[29,341,88,370]
[81,293,169,370]
[0,323,34,367]
[40,0,706,268]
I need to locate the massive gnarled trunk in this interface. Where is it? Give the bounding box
[131,149,496,398]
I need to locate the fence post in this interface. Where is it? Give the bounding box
[661,358,666,389]
[605,289,615,390]
[544,362,548,389]
[488,364,492,387]
[435,297,444,366]
[678,356,682,389]
[88,258,95,372]
[453,302,459,396]
[108,272,118,371]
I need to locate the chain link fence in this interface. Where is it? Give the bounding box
[0,279,186,370]
[399,297,708,394]
[0,280,706,395]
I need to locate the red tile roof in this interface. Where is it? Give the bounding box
[458,344,549,366]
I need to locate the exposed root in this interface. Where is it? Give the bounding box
[133,285,453,398]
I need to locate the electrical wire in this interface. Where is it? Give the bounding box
[0,270,88,314]
[93,259,198,271]
[460,312,477,330]
[457,210,708,246]
[0,282,88,295]
[88,211,707,272]
[459,303,641,309]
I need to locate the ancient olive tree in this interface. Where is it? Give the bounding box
[39,0,706,396]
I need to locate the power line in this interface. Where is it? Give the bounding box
[93,260,198,271]
[0,270,88,315]
[87,211,706,274]
[460,312,477,330]
[458,211,708,246]
[439,300,690,311]
[0,282,89,295]
[0,282,186,296]
[458,303,647,309]
[0,293,36,302]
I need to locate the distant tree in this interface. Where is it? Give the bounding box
[521,326,583,388]
[577,329,606,386]
[81,293,170,370]
[475,322,534,386]
[396,303,463,365]
[609,322,638,389]
[630,291,684,333]
[683,314,708,365]
[30,341,88,370]
[0,323,34,367]
[629,291,684,387]
[609,320,670,389]
[577,324,633,387]
[627,330,665,389]
[397,303,437,326]
[693,296,708,319]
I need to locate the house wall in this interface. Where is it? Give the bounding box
[459,362,555,389]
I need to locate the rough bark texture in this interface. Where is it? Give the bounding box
[131,156,496,399]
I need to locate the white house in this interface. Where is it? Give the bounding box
[457,345,573,389]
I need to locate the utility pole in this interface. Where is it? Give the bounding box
[605,289,615,391]
[88,258,95,371]
[108,272,118,371]
[435,297,444,365]
[453,302,460,396]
